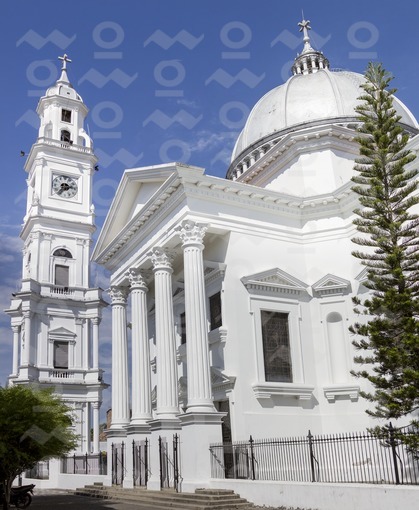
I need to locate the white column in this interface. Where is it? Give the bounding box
[149,248,179,418]
[21,311,31,366]
[92,317,100,370]
[175,220,216,413]
[109,285,130,430]
[92,401,100,453]
[11,325,20,375]
[128,268,153,424]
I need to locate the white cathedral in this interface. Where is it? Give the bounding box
[6,20,419,491]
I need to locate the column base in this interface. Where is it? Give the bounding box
[178,411,225,489]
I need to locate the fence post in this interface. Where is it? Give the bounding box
[132,440,136,487]
[145,438,149,486]
[308,430,316,482]
[389,423,401,485]
[121,441,125,484]
[85,453,88,475]
[173,434,179,492]
[249,436,256,481]
[73,453,76,474]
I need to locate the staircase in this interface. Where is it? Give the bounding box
[74,483,254,509]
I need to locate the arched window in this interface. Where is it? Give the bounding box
[53,248,72,258]
[60,130,71,143]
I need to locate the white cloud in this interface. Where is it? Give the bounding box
[189,130,236,154]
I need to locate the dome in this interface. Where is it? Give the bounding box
[231,69,419,163]
[45,55,82,102]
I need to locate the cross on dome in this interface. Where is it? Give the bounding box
[291,17,329,76]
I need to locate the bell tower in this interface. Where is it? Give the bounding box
[5,55,108,454]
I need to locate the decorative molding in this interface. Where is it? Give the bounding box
[204,262,226,286]
[252,382,314,400]
[323,384,360,402]
[312,274,352,297]
[148,247,175,271]
[356,267,369,285]
[175,219,208,247]
[127,267,149,290]
[108,285,129,305]
[208,326,227,345]
[242,268,308,296]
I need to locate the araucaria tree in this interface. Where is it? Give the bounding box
[350,62,419,450]
[0,385,78,510]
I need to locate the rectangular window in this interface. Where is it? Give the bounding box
[209,291,222,330]
[55,265,69,287]
[54,341,68,369]
[61,109,72,123]
[180,312,186,344]
[261,310,293,382]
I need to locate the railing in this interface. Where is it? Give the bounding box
[133,439,149,487]
[37,137,94,154]
[210,425,419,485]
[49,370,75,379]
[61,453,107,475]
[159,434,180,491]
[112,442,125,485]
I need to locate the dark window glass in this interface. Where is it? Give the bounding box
[61,109,72,123]
[60,130,71,142]
[55,265,69,287]
[209,291,222,330]
[180,312,186,344]
[261,310,293,383]
[53,248,72,258]
[54,341,68,369]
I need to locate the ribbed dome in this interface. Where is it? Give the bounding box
[231,69,419,162]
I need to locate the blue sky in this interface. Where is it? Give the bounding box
[1,0,419,413]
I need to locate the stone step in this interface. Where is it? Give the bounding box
[74,486,253,509]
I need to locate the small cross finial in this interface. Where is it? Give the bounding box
[298,19,311,37]
[58,54,72,71]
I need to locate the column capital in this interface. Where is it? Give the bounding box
[175,220,208,248]
[148,247,175,272]
[108,285,129,305]
[92,401,101,410]
[91,317,102,326]
[127,268,149,290]
[22,310,32,319]
[11,325,21,334]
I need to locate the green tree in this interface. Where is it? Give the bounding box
[350,62,419,450]
[0,385,78,510]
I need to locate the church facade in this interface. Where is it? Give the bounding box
[6,19,419,496]
[92,20,419,488]
[5,55,108,455]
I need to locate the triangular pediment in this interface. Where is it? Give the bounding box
[312,274,351,296]
[241,268,307,295]
[48,327,76,338]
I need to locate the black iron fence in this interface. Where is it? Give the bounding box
[133,439,149,487]
[61,453,107,475]
[159,434,180,491]
[210,424,418,485]
[112,442,125,485]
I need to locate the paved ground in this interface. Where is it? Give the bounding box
[31,491,152,509]
[29,489,304,510]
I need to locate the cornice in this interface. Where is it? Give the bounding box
[97,169,359,268]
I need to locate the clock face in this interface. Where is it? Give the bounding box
[52,175,78,199]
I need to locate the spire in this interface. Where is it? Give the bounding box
[291,18,329,76]
[57,54,72,84]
